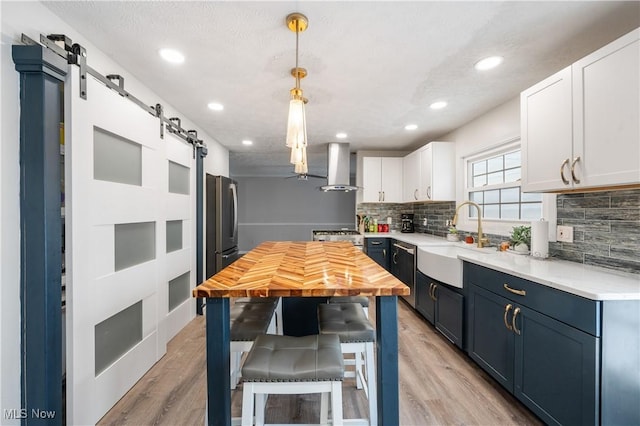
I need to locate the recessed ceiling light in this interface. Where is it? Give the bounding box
[475,56,503,71]
[159,48,185,64]
[242,140,253,146]
[336,132,347,139]
[207,102,224,111]
[430,101,447,110]
[405,124,418,131]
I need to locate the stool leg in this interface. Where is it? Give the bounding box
[230,350,240,390]
[355,347,364,389]
[330,381,344,426]
[275,297,283,335]
[241,382,255,426]
[255,393,265,426]
[320,392,328,425]
[365,342,377,426]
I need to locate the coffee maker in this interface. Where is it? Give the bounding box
[401,213,414,233]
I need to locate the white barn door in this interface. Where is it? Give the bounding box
[65,67,195,425]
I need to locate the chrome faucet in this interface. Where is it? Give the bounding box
[452,201,489,248]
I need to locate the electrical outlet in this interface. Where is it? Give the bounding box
[557,225,574,243]
[445,219,452,227]
[422,218,428,226]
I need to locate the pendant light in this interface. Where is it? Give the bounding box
[285,13,309,174]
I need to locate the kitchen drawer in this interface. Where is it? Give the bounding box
[464,262,601,336]
[365,237,389,248]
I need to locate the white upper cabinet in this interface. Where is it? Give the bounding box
[403,142,455,202]
[421,142,455,201]
[522,28,639,192]
[362,157,403,203]
[573,29,639,188]
[403,150,421,202]
[521,66,573,191]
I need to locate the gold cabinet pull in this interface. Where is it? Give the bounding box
[382,248,386,258]
[430,283,437,301]
[560,158,570,185]
[571,156,581,184]
[392,251,398,264]
[512,307,521,335]
[414,189,418,200]
[426,186,432,199]
[504,283,526,296]
[503,304,513,331]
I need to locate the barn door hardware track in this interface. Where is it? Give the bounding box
[20,32,207,149]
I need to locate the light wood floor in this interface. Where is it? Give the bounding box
[98,300,542,425]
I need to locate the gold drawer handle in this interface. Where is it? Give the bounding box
[504,283,526,296]
[571,156,581,184]
[512,307,521,335]
[503,304,513,331]
[560,158,570,185]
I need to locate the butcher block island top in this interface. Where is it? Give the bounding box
[193,240,410,298]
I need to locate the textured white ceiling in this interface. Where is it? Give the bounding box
[42,1,639,177]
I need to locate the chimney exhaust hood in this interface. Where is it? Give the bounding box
[321,142,358,192]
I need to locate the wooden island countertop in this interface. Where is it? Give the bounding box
[193,240,410,298]
[195,240,407,426]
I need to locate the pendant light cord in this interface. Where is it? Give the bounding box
[295,20,300,90]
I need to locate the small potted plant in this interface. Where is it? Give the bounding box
[510,225,531,253]
[446,226,459,242]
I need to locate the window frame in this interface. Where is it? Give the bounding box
[457,138,556,238]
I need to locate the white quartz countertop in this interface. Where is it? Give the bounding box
[363,232,450,246]
[455,247,640,301]
[364,233,640,301]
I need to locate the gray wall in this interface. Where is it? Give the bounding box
[235,177,356,252]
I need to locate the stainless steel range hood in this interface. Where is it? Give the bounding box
[321,143,358,192]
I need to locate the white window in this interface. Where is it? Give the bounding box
[468,149,543,220]
[460,139,555,237]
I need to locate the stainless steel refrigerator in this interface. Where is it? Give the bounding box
[206,175,239,278]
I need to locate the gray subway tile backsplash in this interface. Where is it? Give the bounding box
[550,189,639,274]
[358,188,640,274]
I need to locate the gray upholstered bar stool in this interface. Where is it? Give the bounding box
[234,297,283,335]
[230,301,279,389]
[318,302,377,426]
[328,295,370,318]
[241,334,344,426]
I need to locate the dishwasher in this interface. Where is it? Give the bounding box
[391,240,416,307]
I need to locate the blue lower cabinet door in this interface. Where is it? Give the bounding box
[514,305,599,426]
[467,284,515,391]
[434,284,464,349]
[415,272,434,324]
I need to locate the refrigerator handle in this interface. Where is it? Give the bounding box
[230,182,238,240]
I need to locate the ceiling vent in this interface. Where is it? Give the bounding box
[321,143,358,192]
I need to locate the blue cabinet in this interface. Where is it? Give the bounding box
[415,271,435,324]
[364,237,389,270]
[416,271,464,349]
[466,262,599,426]
[514,304,598,426]
[466,284,514,389]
